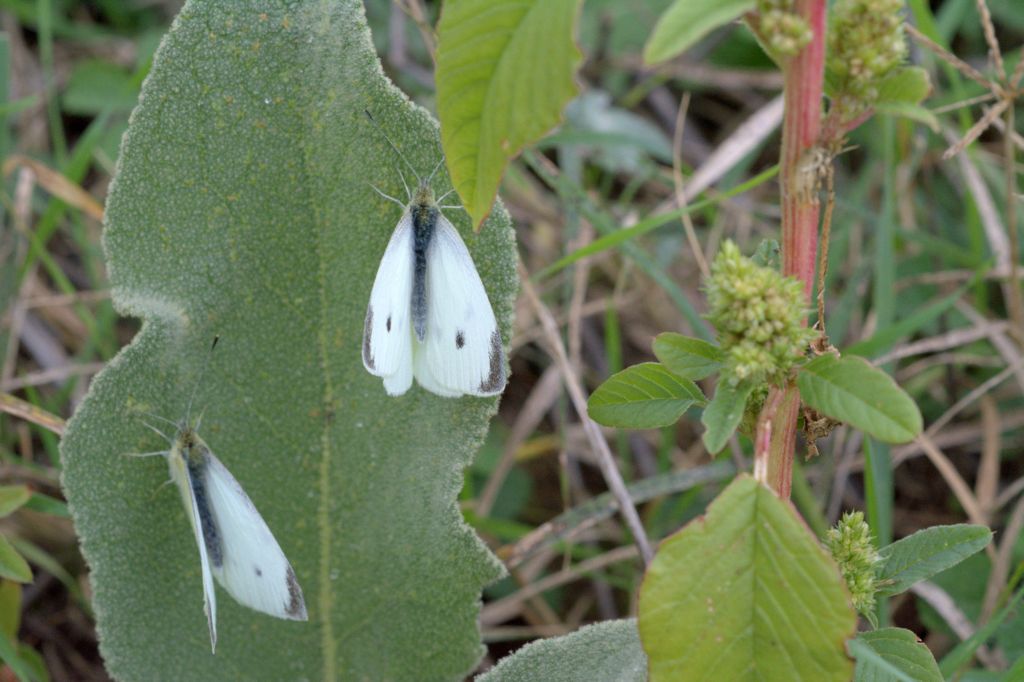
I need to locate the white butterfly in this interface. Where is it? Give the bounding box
[135,344,306,652]
[361,115,506,398]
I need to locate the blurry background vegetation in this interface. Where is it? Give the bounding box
[1,0,1023,678]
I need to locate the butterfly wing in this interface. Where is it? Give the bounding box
[363,212,415,396]
[416,213,506,397]
[199,453,307,622]
[170,452,218,652]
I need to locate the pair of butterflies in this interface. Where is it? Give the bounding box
[142,128,505,651]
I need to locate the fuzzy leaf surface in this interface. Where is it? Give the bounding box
[478,619,646,682]
[59,2,517,679]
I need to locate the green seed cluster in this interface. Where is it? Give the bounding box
[825,511,881,615]
[757,0,813,57]
[828,0,906,104]
[706,241,813,387]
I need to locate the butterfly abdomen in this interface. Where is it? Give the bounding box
[411,201,437,341]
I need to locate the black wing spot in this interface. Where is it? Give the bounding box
[362,307,375,370]
[386,315,392,332]
[478,329,506,394]
[455,330,465,349]
[254,566,262,577]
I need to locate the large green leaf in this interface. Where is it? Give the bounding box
[478,619,647,682]
[797,355,922,444]
[849,628,942,682]
[588,362,704,429]
[59,2,516,679]
[876,525,992,597]
[638,476,856,681]
[436,0,582,227]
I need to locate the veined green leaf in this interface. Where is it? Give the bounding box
[797,355,922,443]
[480,619,646,682]
[644,0,756,64]
[652,333,724,380]
[850,628,942,682]
[59,2,516,679]
[877,525,992,597]
[700,380,754,453]
[588,362,704,429]
[436,0,582,227]
[638,476,855,681]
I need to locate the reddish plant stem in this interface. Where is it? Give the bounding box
[760,0,827,499]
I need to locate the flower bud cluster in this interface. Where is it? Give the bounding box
[757,0,813,57]
[825,511,881,615]
[828,0,906,104]
[706,241,813,387]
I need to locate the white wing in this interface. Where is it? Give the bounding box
[363,212,415,395]
[416,214,506,397]
[199,454,307,622]
[174,459,218,652]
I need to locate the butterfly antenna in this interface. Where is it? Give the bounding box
[368,182,407,209]
[436,187,458,204]
[426,156,445,187]
[141,421,173,442]
[185,335,220,426]
[364,109,422,186]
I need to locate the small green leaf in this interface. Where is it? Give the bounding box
[479,619,646,682]
[797,355,922,443]
[652,333,724,380]
[876,66,931,106]
[643,0,756,64]
[638,476,855,681]
[0,538,31,584]
[0,487,30,519]
[436,0,582,227]
[588,363,704,429]
[850,628,942,682]
[877,524,992,597]
[700,380,754,453]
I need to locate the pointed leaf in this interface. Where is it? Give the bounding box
[652,333,724,380]
[850,628,942,682]
[0,538,30,584]
[436,0,582,227]
[59,2,517,679]
[0,487,30,519]
[644,0,756,64]
[877,525,992,597]
[639,476,856,681]
[0,625,34,682]
[701,380,754,453]
[588,362,704,429]
[478,619,646,682]
[797,355,922,444]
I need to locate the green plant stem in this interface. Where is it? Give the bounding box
[757,0,827,499]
